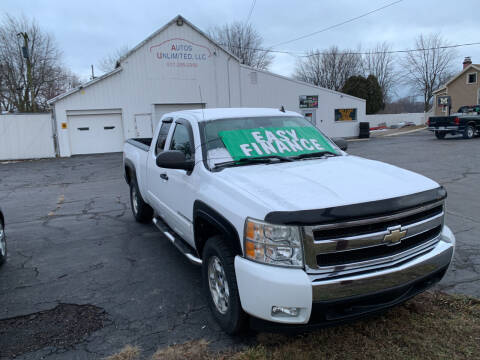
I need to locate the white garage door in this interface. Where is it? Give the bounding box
[68,113,124,155]
[154,103,204,126]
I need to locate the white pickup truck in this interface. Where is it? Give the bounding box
[123,108,455,333]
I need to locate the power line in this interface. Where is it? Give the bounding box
[219,41,480,57]
[270,0,403,48]
[245,0,257,24]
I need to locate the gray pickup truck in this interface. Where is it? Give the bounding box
[427,105,480,139]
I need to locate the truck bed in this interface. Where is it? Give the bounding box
[126,138,152,152]
[428,116,457,127]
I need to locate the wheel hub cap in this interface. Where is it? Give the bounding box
[131,188,139,214]
[208,256,230,314]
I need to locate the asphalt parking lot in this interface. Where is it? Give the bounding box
[0,129,479,359]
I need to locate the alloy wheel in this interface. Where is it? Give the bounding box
[208,256,230,314]
[131,187,139,215]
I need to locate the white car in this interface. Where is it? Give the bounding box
[123,108,455,333]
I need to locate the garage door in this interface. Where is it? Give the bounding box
[68,113,124,155]
[154,103,204,126]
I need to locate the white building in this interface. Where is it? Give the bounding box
[49,15,366,157]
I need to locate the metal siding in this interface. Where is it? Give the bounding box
[239,67,365,137]
[0,114,55,160]
[53,19,365,156]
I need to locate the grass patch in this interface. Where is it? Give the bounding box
[104,345,141,360]
[106,291,480,360]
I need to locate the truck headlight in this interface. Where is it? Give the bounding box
[244,218,304,268]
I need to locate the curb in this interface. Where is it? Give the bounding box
[382,127,427,137]
[346,138,370,142]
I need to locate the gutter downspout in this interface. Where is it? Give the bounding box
[238,63,243,107]
[227,56,232,107]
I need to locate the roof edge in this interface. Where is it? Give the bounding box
[240,64,367,103]
[48,67,123,105]
[118,15,241,65]
[434,63,480,92]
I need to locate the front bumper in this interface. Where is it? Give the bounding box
[235,225,455,325]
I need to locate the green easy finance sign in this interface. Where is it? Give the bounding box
[219,127,338,161]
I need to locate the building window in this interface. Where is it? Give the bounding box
[335,108,357,121]
[467,72,477,84]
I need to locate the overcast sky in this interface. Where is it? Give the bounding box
[3,0,480,99]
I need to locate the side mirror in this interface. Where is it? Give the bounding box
[156,150,194,171]
[332,137,348,151]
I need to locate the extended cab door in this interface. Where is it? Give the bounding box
[157,118,197,246]
[146,118,173,217]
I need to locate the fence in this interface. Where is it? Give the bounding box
[365,112,432,128]
[0,113,56,160]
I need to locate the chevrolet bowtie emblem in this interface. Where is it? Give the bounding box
[384,226,407,245]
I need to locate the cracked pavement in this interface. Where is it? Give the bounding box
[348,130,480,297]
[0,129,478,359]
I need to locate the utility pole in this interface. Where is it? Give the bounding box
[17,32,35,112]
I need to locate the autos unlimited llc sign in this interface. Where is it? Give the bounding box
[149,38,212,68]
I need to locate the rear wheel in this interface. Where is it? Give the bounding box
[202,236,247,334]
[463,125,475,139]
[0,218,6,266]
[129,180,153,223]
[435,131,446,139]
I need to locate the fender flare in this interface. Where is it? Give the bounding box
[193,200,243,257]
[124,158,136,184]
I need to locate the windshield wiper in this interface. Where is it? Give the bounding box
[214,155,293,169]
[293,151,339,160]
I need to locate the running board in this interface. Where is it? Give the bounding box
[152,217,202,266]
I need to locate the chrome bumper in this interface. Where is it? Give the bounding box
[427,126,459,131]
[311,236,454,302]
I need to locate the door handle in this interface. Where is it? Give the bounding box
[160,173,168,181]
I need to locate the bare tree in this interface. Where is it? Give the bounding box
[0,14,79,112]
[402,34,456,112]
[97,45,129,73]
[294,46,362,91]
[362,42,397,103]
[209,22,273,70]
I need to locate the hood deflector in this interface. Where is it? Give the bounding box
[264,187,447,225]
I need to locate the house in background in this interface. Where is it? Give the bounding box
[433,57,480,115]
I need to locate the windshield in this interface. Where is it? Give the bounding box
[200,116,340,169]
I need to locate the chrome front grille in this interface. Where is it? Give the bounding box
[302,200,444,277]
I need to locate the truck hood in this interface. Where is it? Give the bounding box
[215,155,439,212]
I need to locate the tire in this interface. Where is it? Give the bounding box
[0,218,6,266]
[463,125,475,139]
[129,179,153,223]
[202,236,247,334]
[435,131,446,139]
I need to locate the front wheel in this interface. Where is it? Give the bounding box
[463,125,475,139]
[202,236,247,334]
[0,218,6,266]
[435,131,446,139]
[129,180,153,223]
